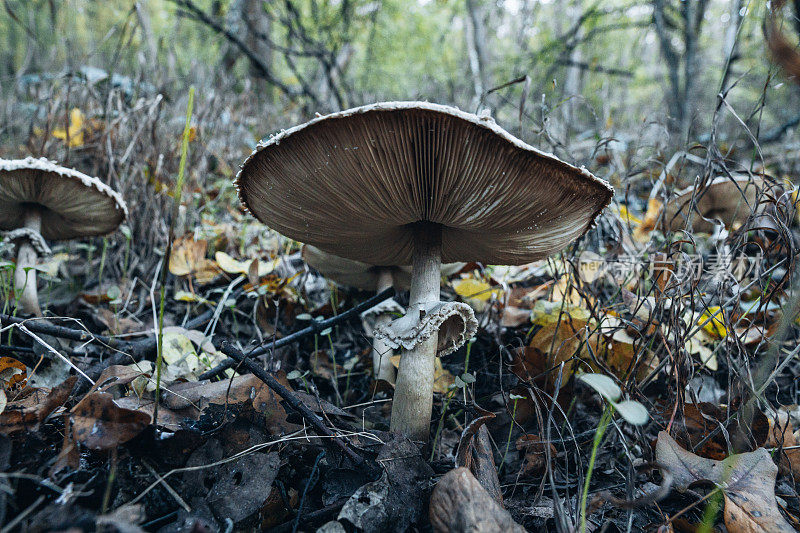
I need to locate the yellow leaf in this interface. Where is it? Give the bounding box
[531,299,590,326]
[169,236,220,283]
[52,108,85,147]
[214,251,277,277]
[699,307,727,338]
[388,356,454,395]
[452,278,501,302]
[618,205,643,226]
[633,198,663,242]
[173,290,213,305]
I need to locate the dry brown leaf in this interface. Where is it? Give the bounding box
[453,408,500,502]
[656,402,769,460]
[0,376,77,435]
[0,357,27,390]
[656,431,794,532]
[169,235,220,283]
[633,198,662,242]
[767,413,800,480]
[429,468,525,533]
[71,391,151,449]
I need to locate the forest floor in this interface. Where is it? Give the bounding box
[1,79,800,533]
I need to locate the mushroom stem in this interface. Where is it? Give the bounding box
[391,223,442,440]
[372,269,397,383]
[15,209,42,316]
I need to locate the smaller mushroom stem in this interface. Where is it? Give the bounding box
[372,269,397,383]
[391,223,442,440]
[14,209,42,316]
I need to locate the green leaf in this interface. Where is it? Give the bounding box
[612,400,649,425]
[578,373,621,402]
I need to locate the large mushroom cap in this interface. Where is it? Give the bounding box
[0,157,128,240]
[237,101,612,266]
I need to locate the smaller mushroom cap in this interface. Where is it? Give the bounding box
[664,176,767,233]
[303,245,465,292]
[0,157,128,240]
[302,244,412,291]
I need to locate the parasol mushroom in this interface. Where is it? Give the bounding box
[303,244,463,383]
[663,175,768,233]
[0,157,128,316]
[236,102,612,440]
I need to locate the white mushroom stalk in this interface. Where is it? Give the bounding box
[14,209,43,316]
[390,223,444,438]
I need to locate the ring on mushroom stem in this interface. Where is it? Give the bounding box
[303,244,464,385]
[0,157,128,316]
[236,101,613,441]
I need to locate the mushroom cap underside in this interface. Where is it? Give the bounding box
[237,101,612,265]
[664,176,768,232]
[0,157,127,240]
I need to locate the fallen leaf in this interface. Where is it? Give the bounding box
[339,436,434,532]
[71,391,151,449]
[52,108,85,147]
[183,439,281,524]
[0,377,77,435]
[215,251,278,277]
[699,307,728,338]
[657,431,794,532]
[453,277,503,312]
[767,413,800,480]
[429,468,525,533]
[0,357,27,390]
[633,198,662,241]
[656,402,768,460]
[169,236,220,283]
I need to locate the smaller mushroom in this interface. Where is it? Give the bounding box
[0,157,128,316]
[302,245,463,383]
[664,176,770,233]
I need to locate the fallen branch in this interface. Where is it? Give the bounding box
[219,339,369,468]
[199,287,396,380]
[0,307,216,359]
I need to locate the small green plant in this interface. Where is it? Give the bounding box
[154,86,195,426]
[287,369,311,393]
[499,392,526,473]
[577,373,649,533]
[98,237,108,288]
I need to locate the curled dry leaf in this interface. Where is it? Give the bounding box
[429,468,525,533]
[0,357,27,390]
[71,391,151,450]
[215,250,278,277]
[454,407,500,502]
[656,431,794,532]
[0,376,77,436]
